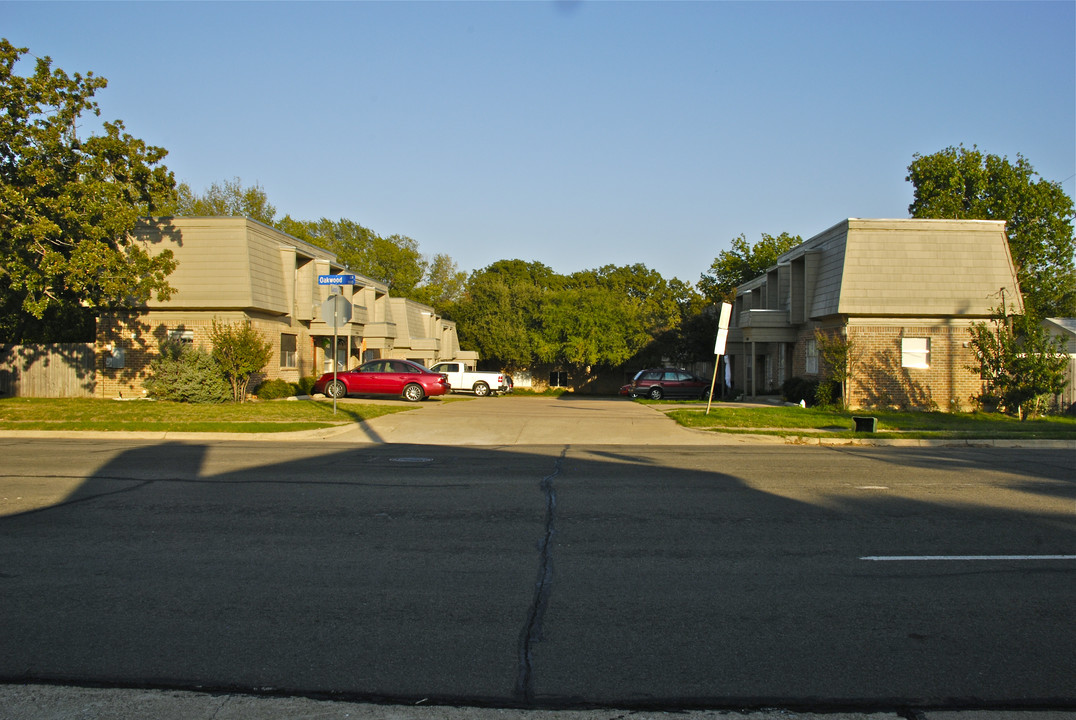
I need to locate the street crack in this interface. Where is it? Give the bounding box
[515,447,564,702]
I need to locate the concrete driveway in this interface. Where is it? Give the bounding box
[326,395,772,445]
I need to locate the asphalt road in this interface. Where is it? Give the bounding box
[1,433,1073,711]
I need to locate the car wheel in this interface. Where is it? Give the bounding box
[402,383,425,402]
[473,381,490,397]
[648,387,663,400]
[326,380,346,399]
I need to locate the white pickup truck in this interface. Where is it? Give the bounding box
[428,362,510,397]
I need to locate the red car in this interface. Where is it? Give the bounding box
[314,359,449,402]
[623,368,709,400]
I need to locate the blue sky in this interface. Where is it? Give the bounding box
[6,1,1075,284]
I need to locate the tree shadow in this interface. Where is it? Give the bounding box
[0,218,183,398]
[0,441,1072,709]
[856,347,936,410]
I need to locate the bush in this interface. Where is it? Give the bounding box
[209,320,274,402]
[145,343,231,404]
[296,376,318,396]
[255,378,297,400]
[781,377,818,406]
[814,380,840,407]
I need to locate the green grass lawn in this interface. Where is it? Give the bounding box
[0,397,415,433]
[665,404,1076,439]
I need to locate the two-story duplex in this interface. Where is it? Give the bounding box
[725,218,1023,411]
[95,217,473,398]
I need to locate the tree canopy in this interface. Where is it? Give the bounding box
[698,232,802,303]
[162,177,277,225]
[907,145,1076,319]
[275,215,427,297]
[453,260,696,371]
[0,39,178,342]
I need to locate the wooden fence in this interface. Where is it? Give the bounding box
[1059,356,1076,413]
[0,344,97,398]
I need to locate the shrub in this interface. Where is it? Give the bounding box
[781,377,818,406]
[255,378,297,400]
[145,343,231,404]
[296,376,318,396]
[209,320,274,402]
[814,380,841,407]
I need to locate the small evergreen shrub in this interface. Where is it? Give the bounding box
[145,343,231,404]
[254,378,297,399]
[296,376,318,396]
[781,377,818,406]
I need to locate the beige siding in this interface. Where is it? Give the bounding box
[837,220,1020,316]
[100,217,475,397]
[805,222,849,319]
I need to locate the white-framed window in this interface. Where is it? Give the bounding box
[902,337,930,369]
[280,334,297,368]
[169,329,194,345]
[805,339,818,374]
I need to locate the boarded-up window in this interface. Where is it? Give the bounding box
[902,338,930,369]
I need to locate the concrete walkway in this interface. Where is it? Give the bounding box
[326,395,775,446]
[2,395,1072,449]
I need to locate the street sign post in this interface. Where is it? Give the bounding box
[706,302,733,415]
[320,290,353,415]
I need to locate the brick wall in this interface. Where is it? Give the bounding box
[847,324,981,411]
[785,322,983,411]
[95,312,320,399]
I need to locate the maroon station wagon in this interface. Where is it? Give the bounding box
[314,359,449,402]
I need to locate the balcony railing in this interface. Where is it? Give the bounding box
[737,309,791,328]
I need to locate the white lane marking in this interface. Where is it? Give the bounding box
[861,555,1076,561]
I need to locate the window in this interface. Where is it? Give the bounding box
[549,371,568,387]
[280,334,297,368]
[902,337,930,369]
[323,338,347,372]
[805,339,818,374]
[169,329,194,345]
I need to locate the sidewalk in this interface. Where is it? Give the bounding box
[2,395,1070,448]
[3,683,1074,720]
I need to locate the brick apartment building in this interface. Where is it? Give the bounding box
[95,217,474,398]
[725,218,1023,411]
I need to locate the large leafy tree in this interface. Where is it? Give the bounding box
[275,216,428,296]
[410,253,468,313]
[661,278,716,366]
[699,232,802,303]
[907,145,1076,319]
[0,40,178,342]
[552,263,683,368]
[454,260,697,373]
[162,177,277,225]
[453,260,554,369]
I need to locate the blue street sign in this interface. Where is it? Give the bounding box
[318,274,357,286]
